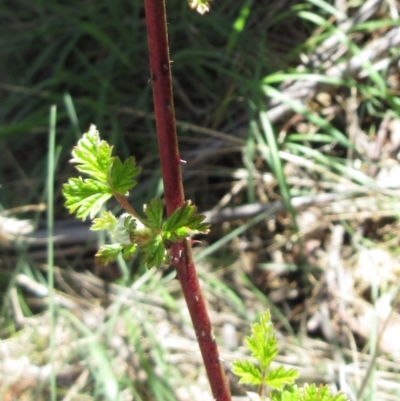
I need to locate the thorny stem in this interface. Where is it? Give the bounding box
[143,0,232,400]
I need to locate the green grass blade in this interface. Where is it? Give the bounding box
[258,109,298,229]
[63,93,81,138]
[47,105,57,401]
[61,310,122,401]
[263,84,351,147]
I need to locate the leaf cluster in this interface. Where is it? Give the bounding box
[232,311,349,401]
[63,126,209,268]
[92,198,209,268]
[63,125,141,220]
[232,311,298,393]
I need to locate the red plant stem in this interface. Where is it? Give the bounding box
[144,1,232,400]
[143,0,183,217]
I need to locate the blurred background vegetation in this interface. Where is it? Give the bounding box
[1,0,400,400]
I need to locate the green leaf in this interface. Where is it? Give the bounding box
[271,386,298,401]
[95,243,124,265]
[301,384,348,401]
[91,212,140,246]
[94,241,137,265]
[70,125,113,182]
[122,243,137,260]
[143,198,164,230]
[91,211,117,231]
[107,213,138,244]
[123,214,140,242]
[246,311,278,370]
[231,359,262,385]
[302,384,320,400]
[271,384,349,401]
[162,200,210,241]
[140,234,167,269]
[233,310,349,401]
[109,156,141,195]
[266,366,298,390]
[63,177,112,220]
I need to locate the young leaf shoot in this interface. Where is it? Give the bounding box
[63,126,209,268]
[232,311,349,401]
